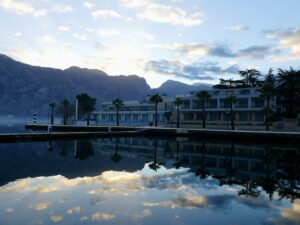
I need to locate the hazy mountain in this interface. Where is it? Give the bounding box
[0,54,151,116]
[153,80,212,97]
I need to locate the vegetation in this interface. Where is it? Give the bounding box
[196,91,212,128]
[76,93,96,126]
[112,98,123,126]
[49,102,56,125]
[174,97,183,128]
[149,94,163,127]
[56,98,74,125]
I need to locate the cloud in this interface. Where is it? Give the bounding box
[52,4,73,13]
[265,28,300,61]
[38,35,56,44]
[136,32,155,41]
[238,45,271,59]
[73,33,89,41]
[121,0,203,26]
[34,202,50,211]
[133,209,152,220]
[58,26,70,32]
[0,0,47,16]
[14,32,22,37]
[67,206,85,214]
[92,9,122,19]
[83,1,94,9]
[94,42,109,51]
[91,212,115,221]
[144,60,239,80]
[225,25,250,32]
[281,200,300,223]
[97,29,120,37]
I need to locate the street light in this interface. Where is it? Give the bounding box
[226,110,229,130]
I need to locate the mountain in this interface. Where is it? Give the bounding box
[153,80,212,97]
[0,54,151,116]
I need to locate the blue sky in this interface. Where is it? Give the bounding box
[0,0,299,87]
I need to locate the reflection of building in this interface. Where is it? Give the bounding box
[92,87,276,126]
[93,137,299,183]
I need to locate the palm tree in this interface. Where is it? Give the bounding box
[174,98,183,128]
[226,95,237,130]
[196,91,212,128]
[49,102,56,125]
[62,99,70,125]
[149,94,163,127]
[112,98,123,126]
[149,139,161,171]
[111,138,122,163]
[259,84,277,131]
[277,67,300,118]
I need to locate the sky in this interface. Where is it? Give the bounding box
[0,0,299,88]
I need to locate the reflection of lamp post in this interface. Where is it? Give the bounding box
[226,110,229,130]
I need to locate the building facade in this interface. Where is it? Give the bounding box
[93,87,276,126]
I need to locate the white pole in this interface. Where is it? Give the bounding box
[75,98,78,121]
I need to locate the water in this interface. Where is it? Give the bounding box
[0,137,299,225]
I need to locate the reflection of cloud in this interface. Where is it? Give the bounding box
[67,206,84,214]
[134,209,152,220]
[51,215,63,222]
[35,202,50,211]
[5,208,14,213]
[144,195,207,209]
[91,212,115,221]
[281,200,300,223]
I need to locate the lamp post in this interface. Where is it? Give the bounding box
[226,110,229,130]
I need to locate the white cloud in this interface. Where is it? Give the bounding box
[86,27,94,33]
[137,32,155,41]
[51,215,63,222]
[14,32,22,37]
[92,9,122,19]
[0,0,47,17]
[97,29,120,37]
[38,35,56,44]
[121,0,203,26]
[73,33,88,41]
[83,1,94,9]
[58,26,70,32]
[0,0,34,14]
[52,4,73,13]
[225,25,249,32]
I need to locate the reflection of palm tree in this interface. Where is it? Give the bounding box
[149,139,161,171]
[47,140,54,151]
[219,143,237,185]
[238,181,261,197]
[259,147,276,200]
[49,102,56,125]
[111,138,122,163]
[195,141,210,179]
[173,141,181,169]
[74,141,95,160]
[259,84,277,130]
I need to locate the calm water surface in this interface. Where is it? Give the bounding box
[0,137,299,225]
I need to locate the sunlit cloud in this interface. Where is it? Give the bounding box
[121,0,203,26]
[58,26,70,32]
[14,32,22,37]
[34,202,50,211]
[82,1,94,9]
[91,212,115,221]
[225,25,250,32]
[0,0,34,14]
[67,206,85,214]
[73,33,89,41]
[97,29,120,37]
[50,215,63,222]
[133,209,152,220]
[37,35,56,44]
[51,4,73,13]
[92,9,122,19]
[281,200,300,223]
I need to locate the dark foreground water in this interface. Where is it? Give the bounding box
[0,137,299,225]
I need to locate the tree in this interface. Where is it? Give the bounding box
[149,94,163,127]
[196,91,211,128]
[259,83,277,130]
[111,138,122,163]
[264,68,276,86]
[277,67,300,118]
[56,98,74,125]
[112,98,123,126]
[76,93,96,126]
[173,141,181,169]
[226,95,237,130]
[239,69,262,87]
[174,98,183,128]
[49,102,56,125]
[149,139,161,171]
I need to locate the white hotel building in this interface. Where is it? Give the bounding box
[93,87,276,126]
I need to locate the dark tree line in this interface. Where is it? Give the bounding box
[213,68,300,118]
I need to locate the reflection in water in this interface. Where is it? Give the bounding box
[0,137,299,225]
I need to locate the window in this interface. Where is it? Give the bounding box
[239,89,250,95]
